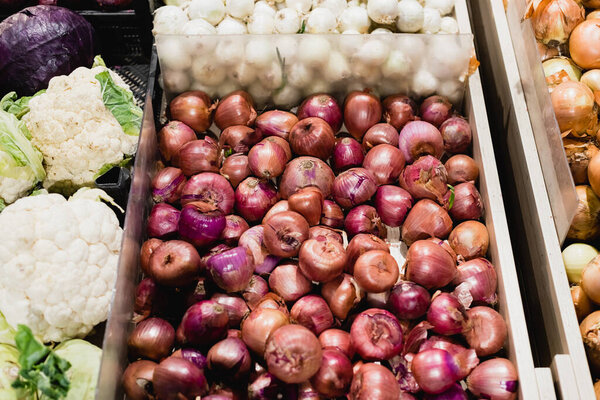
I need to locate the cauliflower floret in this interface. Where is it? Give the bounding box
[23,66,139,194]
[0,175,33,204]
[0,192,121,343]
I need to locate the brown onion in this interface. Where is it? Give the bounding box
[567,185,600,241]
[269,262,312,302]
[242,275,269,308]
[402,199,453,246]
[255,293,289,316]
[321,200,344,228]
[122,360,157,400]
[178,137,221,176]
[537,41,559,62]
[264,211,310,258]
[214,90,257,130]
[219,125,262,155]
[362,123,400,151]
[255,110,298,140]
[463,307,507,357]
[169,91,214,133]
[280,157,335,199]
[321,274,364,320]
[449,220,489,260]
[353,250,399,293]
[262,200,290,223]
[158,121,197,164]
[319,329,355,359]
[406,239,457,289]
[570,19,600,70]
[344,90,383,141]
[582,255,600,304]
[445,154,479,185]
[382,95,417,130]
[581,311,600,374]
[141,238,163,276]
[363,144,405,185]
[563,138,599,184]
[398,121,444,163]
[551,81,597,136]
[289,117,336,160]
[289,187,324,226]
[299,236,347,282]
[241,308,289,355]
[248,137,291,179]
[349,363,400,400]
[572,285,594,321]
[291,295,334,335]
[589,152,600,196]
[346,234,389,274]
[532,0,584,45]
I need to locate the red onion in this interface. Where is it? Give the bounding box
[411,349,461,394]
[321,273,364,320]
[214,90,257,130]
[207,337,252,380]
[169,91,214,133]
[309,226,343,243]
[427,293,467,335]
[321,200,344,228]
[388,353,419,393]
[383,95,418,130]
[375,185,413,227]
[289,117,335,160]
[363,144,406,185]
[153,357,208,399]
[185,278,210,308]
[219,125,262,155]
[172,348,207,371]
[346,234,389,274]
[152,167,186,204]
[388,281,431,320]
[353,250,399,293]
[264,211,310,258]
[298,93,343,132]
[291,295,334,335]
[333,137,365,172]
[463,307,507,356]
[263,200,290,222]
[440,117,472,154]
[265,324,323,383]
[235,178,279,223]
[419,95,453,128]
[344,205,386,237]
[453,258,497,304]
[349,363,400,400]
[319,329,355,359]
[140,238,162,276]
[265,136,292,159]
[239,226,281,275]
[269,262,312,302]
[255,110,298,140]
[134,278,157,322]
[242,275,269,308]
[241,308,289,355]
[128,317,175,361]
[333,168,378,209]
[220,154,251,188]
[289,187,324,226]
[148,240,201,287]
[299,235,347,282]
[363,123,400,152]
[343,90,383,141]
[207,246,255,292]
[181,172,234,213]
[122,360,156,400]
[248,373,297,400]
[310,348,353,397]
[399,155,448,203]
[402,200,453,246]
[248,137,291,179]
[178,137,221,176]
[280,157,335,199]
[298,381,320,400]
[423,383,468,400]
[147,203,180,239]
[445,154,479,185]
[445,182,483,221]
[398,121,444,163]
[176,300,228,346]
[199,244,231,274]
[350,309,403,360]
[178,202,226,248]
[220,215,249,245]
[255,293,289,315]
[448,221,489,261]
[158,121,197,164]
[466,358,518,400]
[405,240,457,289]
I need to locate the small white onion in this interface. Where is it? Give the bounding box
[306,7,337,33]
[428,38,470,80]
[287,63,314,87]
[216,80,239,98]
[420,7,441,33]
[339,5,370,33]
[153,6,188,35]
[228,61,258,86]
[226,0,254,20]
[298,36,331,68]
[354,39,388,66]
[275,8,301,33]
[438,79,463,104]
[303,79,331,97]
[440,16,458,34]
[246,38,276,68]
[191,81,218,98]
[163,70,191,94]
[563,243,599,284]
[425,0,454,16]
[324,51,352,82]
[340,30,363,57]
[164,0,189,7]
[285,0,312,13]
[187,0,225,25]
[371,27,394,34]
[216,39,245,67]
[313,0,347,18]
[367,0,399,25]
[396,0,424,33]
[191,58,227,86]
[216,16,247,34]
[158,38,192,71]
[412,69,438,97]
[254,0,277,17]
[181,19,217,35]
[248,81,272,108]
[258,62,284,90]
[275,36,299,64]
[247,12,276,33]
[273,85,302,108]
[382,50,412,79]
[351,61,382,85]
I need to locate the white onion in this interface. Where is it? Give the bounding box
[275,8,301,33]
[216,16,247,33]
[339,5,370,33]
[298,36,331,67]
[563,243,599,284]
[216,38,245,66]
[313,0,347,18]
[340,30,363,56]
[354,39,389,66]
[306,7,337,33]
[226,0,254,20]
[255,0,277,17]
[425,0,454,15]
[187,0,225,25]
[191,58,227,85]
[397,0,424,33]
[351,61,382,85]
[153,6,188,35]
[428,38,470,80]
[412,69,438,97]
[245,38,276,68]
[440,16,458,33]
[324,51,351,81]
[216,80,239,98]
[420,7,441,33]
[158,38,192,71]
[247,12,276,33]
[248,81,272,108]
[367,0,399,25]
[273,85,302,108]
[371,27,394,34]
[382,50,412,79]
[228,61,257,86]
[258,62,284,90]
[303,79,331,97]
[163,70,191,94]
[286,0,312,13]
[287,63,314,87]
[181,19,217,35]
[438,79,463,104]
[191,81,218,97]
[275,36,299,64]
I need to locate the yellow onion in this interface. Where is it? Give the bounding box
[537,42,559,62]
[562,243,599,284]
[570,19,600,69]
[543,57,582,90]
[567,185,600,241]
[572,285,594,322]
[584,0,600,10]
[580,310,600,375]
[581,70,600,92]
[532,0,584,45]
[588,153,600,197]
[588,10,600,20]
[551,81,597,136]
[563,138,599,184]
[582,255,600,304]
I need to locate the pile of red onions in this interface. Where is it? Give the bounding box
[124,90,517,400]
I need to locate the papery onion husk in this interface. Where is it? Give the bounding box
[570,19,600,70]
[219,125,262,155]
[550,80,597,137]
[537,41,559,62]
[543,57,582,90]
[567,185,600,241]
[321,273,364,320]
[239,226,281,275]
[453,258,498,305]
[564,139,600,184]
[401,199,453,246]
[280,156,335,199]
[531,0,584,46]
[466,358,518,400]
[399,155,448,203]
[247,372,297,400]
[333,167,378,209]
[405,239,457,289]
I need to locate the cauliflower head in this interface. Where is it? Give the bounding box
[23,66,139,194]
[0,191,122,343]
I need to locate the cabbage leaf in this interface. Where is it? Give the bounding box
[0,91,46,120]
[95,71,142,136]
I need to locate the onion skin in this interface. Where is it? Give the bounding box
[128,317,175,361]
[363,123,400,151]
[363,144,406,185]
[333,168,378,209]
[412,349,462,395]
[589,153,600,196]
[298,93,343,133]
[445,155,479,185]
[169,91,214,133]
[206,246,255,293]
[269,262,312,302]
[344,90,383,141]
[141,239,163,276]
[333,137,365,172]
[235,178,279,223]
[263,200,290,223]
[134,278,158,322]
[388,281,431,320]
[310,348,353,397]
[353,250,399,293]
[280,157,335,199]
[289,117,336,160]
[219,125,262,155]
[440,117,472,154]
[350,309,403,361]
[289,187,324,226]
[298,236,347,282]
[346,234,390,274]
[264,211,310,258]
[466,358,518,400]
[402,199,453,246]
[242,275,270,309]
[427,293,467,335]
[532,0,584,45]
[152,167,186,204]
[399,155,448,203]
[423,383,468,400]
[214,90,257,130]
[567,185,600,241]
[309,225,343,244]
[239,226,281,275]
[463,307,507,357]
[178,203,226,248]
[255,110,298,140]
[374,185,413,227]
[563,138,599,185]
[406,240,457,289]
[122,360,156,400]
[220,215,249,245]
[247,372,297,400]
[419,95,452,128]
[570,19,600,70]
[321,200,344,228]
[265,324,323,384]
[181,172,235,213]
[290,295,334,335]
[248,137,291,179]
[211,293,250,328]
[153,357,208,400]
[321,274,364,320]
[177,300,229,347]
[382,95,417,130]
[571,285,594,321]
[448,220,490,260]
[241,308,289,355]
[550,81,597,136]
[349,363,401,400]
[398,121,444,163]
[207,337,252,380]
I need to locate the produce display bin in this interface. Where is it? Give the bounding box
[93,2,542,398]
[467,0,595,398]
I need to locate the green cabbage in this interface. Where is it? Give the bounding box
[53,340,101,400]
